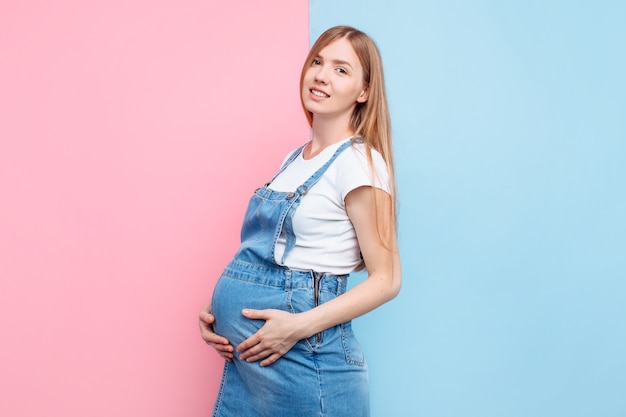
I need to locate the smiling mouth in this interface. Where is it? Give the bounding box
[310,89,329,98]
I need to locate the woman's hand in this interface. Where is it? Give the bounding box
[237,309,305,367]
[199,302,234,361]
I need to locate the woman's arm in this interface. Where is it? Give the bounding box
[237,186,401,366]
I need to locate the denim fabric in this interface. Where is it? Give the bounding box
[210,140,369,417]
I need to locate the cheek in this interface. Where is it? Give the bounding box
[301,73,313,92]
[339,83,363,101]
[302,68,316,83]
[301,84,310,101]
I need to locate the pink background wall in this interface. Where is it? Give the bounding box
[0,1,308,415]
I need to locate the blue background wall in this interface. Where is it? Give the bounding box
[310,1,626,416]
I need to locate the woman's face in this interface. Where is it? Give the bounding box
[301,37,369,121]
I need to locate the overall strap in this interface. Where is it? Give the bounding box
[265,144,307,186]
[294,139,354,197]
[280,139,355,264]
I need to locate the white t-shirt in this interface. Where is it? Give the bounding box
[268,138,390,275]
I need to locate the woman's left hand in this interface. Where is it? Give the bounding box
[237,308,305,366]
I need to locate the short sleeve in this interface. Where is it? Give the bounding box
[335,143,391,202]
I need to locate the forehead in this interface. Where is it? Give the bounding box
[317,38,360,66]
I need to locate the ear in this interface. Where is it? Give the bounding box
[356,85,369,103]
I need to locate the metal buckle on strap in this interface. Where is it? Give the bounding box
[297,185,309,196]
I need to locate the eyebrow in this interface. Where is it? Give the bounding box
[316,54,354,69]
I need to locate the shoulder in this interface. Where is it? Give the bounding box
[332,141,391,196]
[338,142,389,174]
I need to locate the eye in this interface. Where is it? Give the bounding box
[312,58,321,66]
[336,67,347,75]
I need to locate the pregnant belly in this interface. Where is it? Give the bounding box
[211,275,290,346]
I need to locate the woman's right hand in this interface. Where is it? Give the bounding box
[199,302,234,361]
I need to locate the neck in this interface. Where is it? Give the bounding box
[310,115,354,150]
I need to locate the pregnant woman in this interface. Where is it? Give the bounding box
[199,25,402,417]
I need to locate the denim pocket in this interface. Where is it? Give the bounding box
[341,321,365,367]
[286,287,316,352]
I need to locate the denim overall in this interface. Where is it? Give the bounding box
[211,139,369,417]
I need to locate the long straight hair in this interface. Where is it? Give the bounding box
[300,26,397,257]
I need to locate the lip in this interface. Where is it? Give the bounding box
[309,87,330,99]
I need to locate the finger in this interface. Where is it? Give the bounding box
[241,308,272,320]
[260,352,283,367]
[236,311,264,354]
[241,346,272,363]
[212,348,234,362]
[244,345,287,364]
[239,342,264,361]
[199,311,215,325]
[212,348,234,359]
[238,338,283,362]
[207,341,234,361]
[200,325,230,344]
[215,349,235,360]
[236,332,261,353]
[207,339,234,352]
[200,331,231,347]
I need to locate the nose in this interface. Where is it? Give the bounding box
[313,65,329,84]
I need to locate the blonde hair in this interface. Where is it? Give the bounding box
[300,26,397,255]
